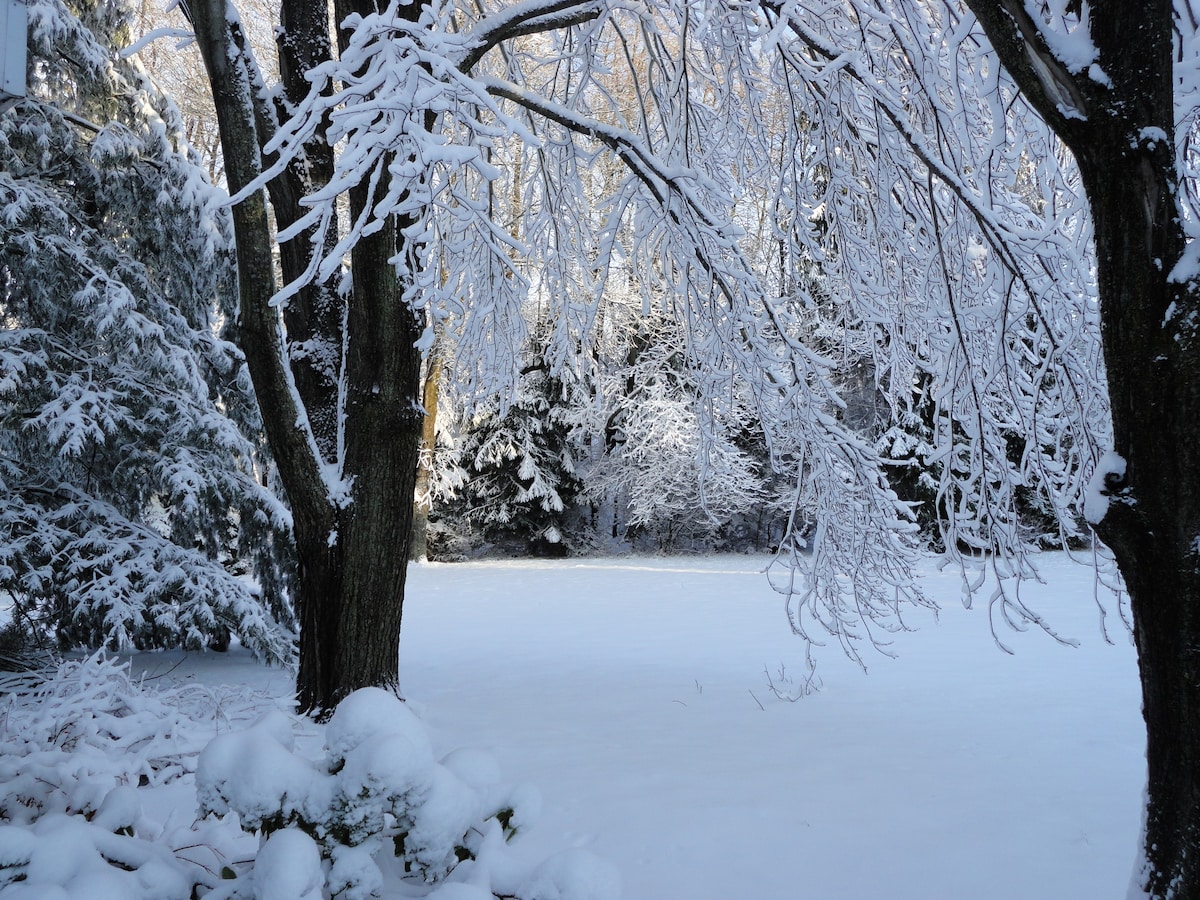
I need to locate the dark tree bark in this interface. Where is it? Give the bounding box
[188,0,425,715]
[271,0,342,459]
[965,1,1200,894]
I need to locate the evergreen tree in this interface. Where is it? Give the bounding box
[452,342,584,556]
[0,0,292,659]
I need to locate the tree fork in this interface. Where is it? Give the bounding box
[189,0,428,715]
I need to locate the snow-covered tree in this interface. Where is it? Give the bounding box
[451,340,585,555]
[960,3,1200,892]
[588,313,774,550]
[746,0,1200,892]
[0,0,292,659]
[181,0,890,712]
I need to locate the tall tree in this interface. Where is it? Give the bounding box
[185,0,430,714]
[178,0,911,715]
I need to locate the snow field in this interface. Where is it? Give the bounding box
[397,555,1143,899]
[10,553,1139,899]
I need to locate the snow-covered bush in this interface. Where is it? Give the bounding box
[0,653,264,897]
[0,658,618,899]
[197,687,616,899]
[0,654,193,824]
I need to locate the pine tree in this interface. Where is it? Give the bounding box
[453,342,584,556]
[0,0,292,659]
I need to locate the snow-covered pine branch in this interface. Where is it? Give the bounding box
[0,0,294,659]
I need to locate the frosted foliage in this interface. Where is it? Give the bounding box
[0,655,194,825]
[214,0,1112,658]
[327,843,385,900]
[586,315,772,545]
[741,0,1116,649]
[0,653,273,898]
[0,663,609,898]
[0,0,293,659]
[195,711,332,833]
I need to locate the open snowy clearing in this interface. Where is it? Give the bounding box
[119,552,1144,899]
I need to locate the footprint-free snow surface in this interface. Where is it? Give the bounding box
[138,553,1144,898]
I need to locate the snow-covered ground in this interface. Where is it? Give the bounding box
[397,554,1145,899]
[6,553,1144,898]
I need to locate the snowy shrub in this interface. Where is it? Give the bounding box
[0,653,267,897]
[0,658,616,899]
[196,687,610,899]
[0,654,193,824]
[0,813,195,898]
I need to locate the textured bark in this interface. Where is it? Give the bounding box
[270,0,343,459]
[189,0,426,715]
[966,1,1200,894]
[284,0,428,714]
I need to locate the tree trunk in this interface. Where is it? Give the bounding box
[271,0,342,459]
[189,0,427,716]
[410,347,443,561]
[966,1,1200,894]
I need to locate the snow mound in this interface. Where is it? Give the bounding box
[253,828,324,900]
[325,686,432,762]
[519,849,622,900]
[196,709,333,832]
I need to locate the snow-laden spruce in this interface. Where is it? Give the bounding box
[0,0,293,659]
